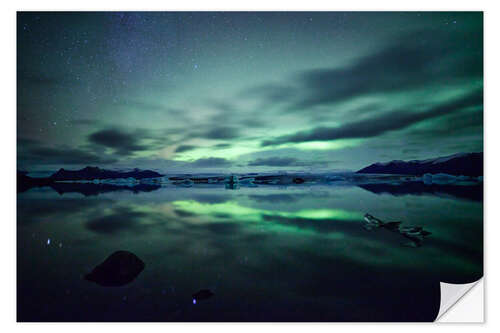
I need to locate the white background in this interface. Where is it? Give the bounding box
[1,0,497,331]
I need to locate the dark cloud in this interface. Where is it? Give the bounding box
[248,157,300,167]
[174,209,197,217]
[262,90,483,146]
[18,138,117,167]
[213,143,232,149]
[200,126,240,140]
[247,156,330,167]
[88,128,147,155]
[205,222,241,234]
[405,107,483,140]
[243,28,482,114]
[189,157,232,168]
[240,83,296,103]
[296,31,481,109]
[175,144,197,153]
[207,99,267,130]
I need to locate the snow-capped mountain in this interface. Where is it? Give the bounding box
[356,152,483,176]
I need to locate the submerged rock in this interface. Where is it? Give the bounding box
[192,289,214,302]
[85,251,145,287]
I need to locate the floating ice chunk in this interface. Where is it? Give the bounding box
[422,173,433,184]
[422,173,462,185]
[363,213,430,247]
[432,173,459,184]
[239,177,255,185]
[173,179,193,187]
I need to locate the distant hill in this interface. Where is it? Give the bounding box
[50,166,163,180]
[356,152,483,177]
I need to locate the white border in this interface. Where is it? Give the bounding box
[2,0,498,331]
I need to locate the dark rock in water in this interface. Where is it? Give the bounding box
[192,289,214,301]
[85,251,145,287]
[293,177,305,184]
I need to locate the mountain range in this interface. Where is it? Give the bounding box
[50,166,163,181]
[356,152,483,176]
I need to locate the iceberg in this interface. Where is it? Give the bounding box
[363,213,431,247]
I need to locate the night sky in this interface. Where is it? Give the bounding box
[17,12,483,173]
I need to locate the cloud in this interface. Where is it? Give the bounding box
[248,157,300,167]
[262,90,483,146]
[205,222,241,234]
[189,157,232,168]
[88,128,147,155]
[213,143,232,149]
[243,28,482,114]
[405,107,483,140]
[201,126,240,140]
[174,209,197,217]
[247,156,330,167]
[240,83,296,103]
[175,144,197,153]
[17,138,118,167]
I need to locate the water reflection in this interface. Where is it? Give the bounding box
[17,183,482,321]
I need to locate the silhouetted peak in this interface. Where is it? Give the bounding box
[83,166,100,171]
[49,166,163,180]
[357,152,483,176]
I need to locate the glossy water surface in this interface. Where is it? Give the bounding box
[17,183,483,321]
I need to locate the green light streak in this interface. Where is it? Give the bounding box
[172,200,362,223]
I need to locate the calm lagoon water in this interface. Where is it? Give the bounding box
[17,182,483,321]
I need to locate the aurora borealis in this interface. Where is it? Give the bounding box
[17,12,483,172]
